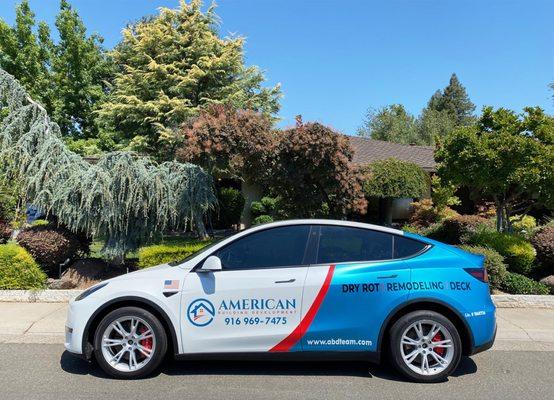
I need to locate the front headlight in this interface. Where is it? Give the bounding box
[75,282,109,301]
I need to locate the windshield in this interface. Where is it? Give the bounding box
[168,236,227,266]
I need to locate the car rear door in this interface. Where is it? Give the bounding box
[300,225,416,353]
[179,225,314,354]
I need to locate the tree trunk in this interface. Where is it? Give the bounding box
[240,180,262,229]
[384,198,393,227]
[496,202,504,232]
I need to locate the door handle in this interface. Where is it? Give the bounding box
[377,274,398,279]
[275,279,296,284]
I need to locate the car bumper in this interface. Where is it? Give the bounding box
[470,323,497,355]
[64,299,95,357]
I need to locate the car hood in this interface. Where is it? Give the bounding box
[105,261,194,282]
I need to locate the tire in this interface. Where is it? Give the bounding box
[389,310,462,383]
[93,306,168,379]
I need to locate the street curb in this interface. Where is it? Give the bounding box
[0,290,553,307]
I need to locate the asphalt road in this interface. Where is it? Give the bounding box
[0,344,552,400]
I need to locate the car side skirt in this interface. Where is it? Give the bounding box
[175,351,380,363]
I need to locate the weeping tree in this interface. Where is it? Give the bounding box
[0,68,216,261]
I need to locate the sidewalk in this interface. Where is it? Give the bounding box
[0,302,553,350]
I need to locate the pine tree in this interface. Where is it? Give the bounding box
[426,73,475,125]
[96,0,281,158]
[0,67,216,261]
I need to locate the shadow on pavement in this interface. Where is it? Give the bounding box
[60,351,477,382]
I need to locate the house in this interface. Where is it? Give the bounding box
[347,136,436,220]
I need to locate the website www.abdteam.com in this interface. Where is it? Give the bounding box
[306,338,372,346]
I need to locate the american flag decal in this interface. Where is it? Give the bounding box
[164,280,179,290]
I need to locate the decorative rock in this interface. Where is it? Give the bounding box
[46,278,75,290]
[539,275,554,295]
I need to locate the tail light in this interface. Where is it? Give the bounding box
[464,268,489,283]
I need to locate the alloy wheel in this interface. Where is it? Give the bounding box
[100,316,156,372]
[399,319,454,376]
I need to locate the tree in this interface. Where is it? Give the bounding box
[51,0,113,138]
[175,104,276,224]
[271,122,367,218]
[0,67,216,262]
[436,106,554,232]
[358,104,422,144]
[0,0,112,138]
[417,107,457,145]
[426,73,475,125]
[0,0,54,113]
[361,158,429,225]
[97,0,281,158]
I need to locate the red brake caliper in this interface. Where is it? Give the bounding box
[138,326,152,355]
[432,332,445,356]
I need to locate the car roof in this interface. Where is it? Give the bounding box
[244,219,404,236]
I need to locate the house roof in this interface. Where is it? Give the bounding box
[347,136,437,172]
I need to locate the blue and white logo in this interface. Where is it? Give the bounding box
[187,298,215,327]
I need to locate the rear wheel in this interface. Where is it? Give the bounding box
[389,310,462,383]
[93,307,167,379]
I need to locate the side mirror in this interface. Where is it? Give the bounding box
[199,255,222,272]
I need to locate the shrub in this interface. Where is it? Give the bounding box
[468,230,536,275]
[215,187,244,228]
[510,215,537,238]
[459,245,508,290]
[0,243,46,289]
[16,225,90,274]
[409,199,458,229]
[31,219,50,227]
[253,215,274,225]
[531,226,554,272]
[428,215,492,245]
[502,272,549,295]
[0,221,12,244]
[138,241,212,269]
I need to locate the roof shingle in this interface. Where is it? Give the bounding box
[348,136,437,172]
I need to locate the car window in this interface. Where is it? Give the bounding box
[393,236,427,259]
[214,225,311,270]
[316,225,393,264]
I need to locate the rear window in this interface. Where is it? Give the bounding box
[393,236,427,259]
[316,225,393,264]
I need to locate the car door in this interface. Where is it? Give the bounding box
[301,225,419,353]
[180,225,314,354]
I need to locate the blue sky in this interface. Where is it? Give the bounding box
[1,0,553,134]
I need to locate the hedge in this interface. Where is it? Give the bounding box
[0,243,46,289]
[138,241,212,269]
[502,272,549,295]
[459,245,507,290]
[468,230,536,276]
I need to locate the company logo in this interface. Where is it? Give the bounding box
[187,298,215,327]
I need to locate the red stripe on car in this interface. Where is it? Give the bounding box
[269,264,335,352]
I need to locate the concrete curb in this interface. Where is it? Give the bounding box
[0,290,553,308]
[0,290,83,303]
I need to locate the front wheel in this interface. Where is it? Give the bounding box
[93,306,167,379]
[389,310,462,383]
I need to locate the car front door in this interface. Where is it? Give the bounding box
[179,225,314,354]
